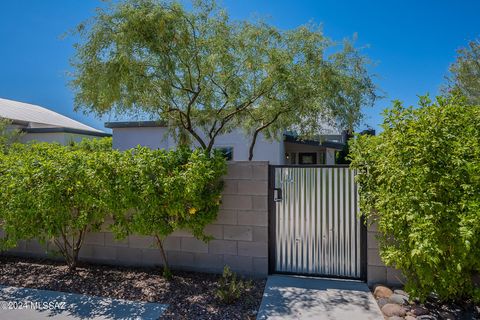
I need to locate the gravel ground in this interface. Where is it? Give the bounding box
[0,255,265,320]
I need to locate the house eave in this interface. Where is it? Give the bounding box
[284,134,345,150]
[22,127,111,137]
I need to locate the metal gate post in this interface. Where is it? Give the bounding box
[267,165,276,275]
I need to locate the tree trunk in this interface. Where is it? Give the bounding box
[155,235,171,279]
[248,112,284,161]
[67,255,77,272]
[248,129,260,161]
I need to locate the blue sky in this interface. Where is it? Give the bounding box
[0,1,479,132]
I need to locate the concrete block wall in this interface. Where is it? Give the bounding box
[5,160,402,284]
[6,161,269,277]
[367,222,404,286]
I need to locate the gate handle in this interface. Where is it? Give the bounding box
[273,188,283,202]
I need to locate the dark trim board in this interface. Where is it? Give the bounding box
[22,127,111,137]
[284,134,345,150]
[105,121,166,128]
[360,216,368,281]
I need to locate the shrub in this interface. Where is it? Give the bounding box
[0,118,23,152]
[0,142,114,270]
[69,136,112,151]
[349,95,480,302]
[215,265,252,304]
[0,140,226,275]
[110,147,227,277]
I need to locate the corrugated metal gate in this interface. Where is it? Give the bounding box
[268,165,366,280]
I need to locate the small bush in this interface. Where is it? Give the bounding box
[349,95,480,302]
[216,265,252,304]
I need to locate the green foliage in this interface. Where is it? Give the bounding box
[0,118,23,152]
[0,140,226,274]
[71,0,377,157]
[215,265,252,304]
[110,147,227,276]
[349,95,480,302]
[445,39,480,105]
[69,137,112,151]
[0,142,114,270]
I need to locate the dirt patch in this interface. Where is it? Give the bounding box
[0,255,265,319]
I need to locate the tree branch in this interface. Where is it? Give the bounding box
[248,110,286,161]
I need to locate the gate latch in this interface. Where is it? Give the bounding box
[273,188,283,202]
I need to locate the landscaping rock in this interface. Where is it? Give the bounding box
[374,285,393,299]
[389,293,409,305]
[411,305,429,316]
[405,316,416,320]
[377,297,389,309]
[394,289,409,298]
[381,303,407,317]
[387,316,404,320]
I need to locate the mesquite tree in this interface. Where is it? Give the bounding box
[445,38,480,105]
[71,0,377,157]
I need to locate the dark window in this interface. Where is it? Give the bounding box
[290,152,296,164]
[299,152,317,164]
[319,151,326,164]
[216,146,234,161]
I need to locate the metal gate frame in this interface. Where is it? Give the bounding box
[268,164,368,281]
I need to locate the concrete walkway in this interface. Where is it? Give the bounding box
[0,285,168,320]
[257,275,383,320]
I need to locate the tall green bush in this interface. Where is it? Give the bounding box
[0,140,226,275]
[349,95,480,302]
[110,147,227,277]
[0,118,23,152]
[0,142,114,270]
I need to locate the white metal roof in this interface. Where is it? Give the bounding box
[0,98,103,133]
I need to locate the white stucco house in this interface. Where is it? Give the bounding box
[105,121,347,165]
[0,98,110,144]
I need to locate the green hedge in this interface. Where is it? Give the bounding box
[0,140,226,274]
[349,96,480,302]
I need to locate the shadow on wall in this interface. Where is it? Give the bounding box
[0,285,168,320]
